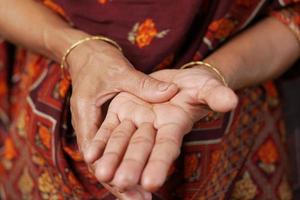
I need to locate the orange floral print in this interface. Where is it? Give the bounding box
[136,19,158,48]
[264,82,279,107]
[128,18,169,48]
[232,172,258,200]
[63,146,83,161]
[295,15,300,25]
[18,168,34,196]
[58,77,70,98]
[38,125,52,149]
[32,154,46,166]
[257,139,279,164]
[208,150,222,171]
[43,0,66,18]
[278,177,293,200]
[4,138,17,160]
[263,82,278,98]
[272,6,300,42]
[68,173,80,186]
[154,54,174,70]
[208,18,236,39]
[184,153,199,179]
[98,0,108,4]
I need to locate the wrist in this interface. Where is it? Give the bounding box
[66,36,125,80]
[43,26,90,62]
[203,51,243,90]
[181,61,228,87]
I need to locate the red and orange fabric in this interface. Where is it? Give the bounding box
[0,0,299,199]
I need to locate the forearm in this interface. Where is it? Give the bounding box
[205,17,300,90]
[0,0,89,62]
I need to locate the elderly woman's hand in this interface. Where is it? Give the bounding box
[84,67,238,194]
[66,40,178,157]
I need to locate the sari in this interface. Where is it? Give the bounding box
[0,0,300,199]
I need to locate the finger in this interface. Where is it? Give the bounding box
[121,185,152,200]
[101,183,152,200]
[70,96,102,155]
[84,112,120,163]
[141,124,184,192]
[198,85,238,112]
[94,119,136,182]
[112,123,155,190]
[133,185,152,200]
[101,183,124,199]
[119,190,144,200]
[102,183,151,200]
[121,69,178,103]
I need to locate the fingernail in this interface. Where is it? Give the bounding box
[124,190,140,197]
[145,192,152,200]
[158,83,172,91]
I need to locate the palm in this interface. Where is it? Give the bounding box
[108,92,198,134]
[85,68,238,197]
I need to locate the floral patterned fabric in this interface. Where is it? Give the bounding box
[272,3,300,44]
[0,0,299,199]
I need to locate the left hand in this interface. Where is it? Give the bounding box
[85,67,238,193]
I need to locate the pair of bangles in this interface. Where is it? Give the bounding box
[60,36,228,87]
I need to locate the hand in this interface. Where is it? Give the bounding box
[85,67,238,192]
[102,183,152,200]
[67,40,178,199]
[67,39,178,156]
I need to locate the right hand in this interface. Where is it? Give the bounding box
[85,67,238,195]
[65,38,178,198]
[67,38,178,156]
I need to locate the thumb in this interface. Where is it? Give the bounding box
[199,85,238,113]
[120,70,178,103]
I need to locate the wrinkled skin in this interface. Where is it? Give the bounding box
[84,68,238,199]
[67,41,179,198]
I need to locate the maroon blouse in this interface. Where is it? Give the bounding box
[1,1,300,199]
[53,0,284,73]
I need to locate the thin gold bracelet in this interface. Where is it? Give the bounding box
[180,61,228,87]
[60,35,122,72]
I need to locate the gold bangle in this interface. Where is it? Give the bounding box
[60,35,122,71]
[180,61,228,87]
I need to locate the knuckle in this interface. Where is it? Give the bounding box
[104,151,120,160]
[130,135,153,147]
[155,137,181,158]
[93,138,107,147]
[156,136,180,148]
[123,157,144,166]
[110,131,128,141]
[139,76,156,91]
[100,124,114,134]
[142,174,163,191]
[149,158,170,168]
[94,165,111,182]
[114,173,138,190]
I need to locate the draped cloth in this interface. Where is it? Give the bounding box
[0,0,299,199]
